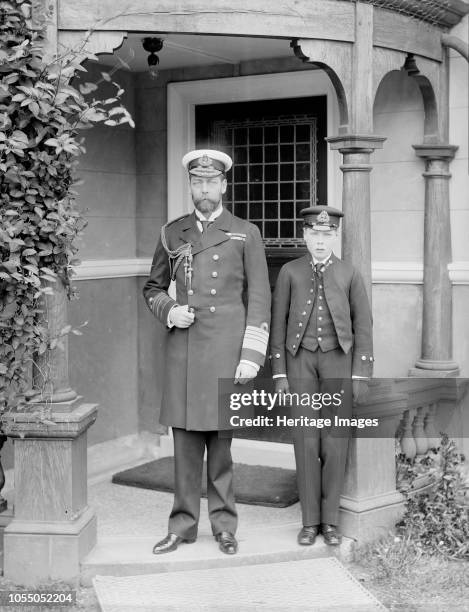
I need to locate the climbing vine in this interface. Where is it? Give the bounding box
[0,1,134,411]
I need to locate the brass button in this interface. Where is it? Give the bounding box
[361,355,366,361]
[319,296,323,300]
[319,306,323,311]
[188,289,194,296]
[292,344,296,349]
[319,285,323,289]
[318,327,322,332]
[275,353,280,358]
[213,254,219,261]
[310,289,314,293]
[298,322,303,327]
[318,337,322,341]
[318,317,323,321]
[210,306,216,313]
[307,300,312,305]
[296,334,300,338]
[210,289,217,295]
[211,271,218,278]
[302,311,307,316]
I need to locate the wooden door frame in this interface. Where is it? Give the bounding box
[167,70,342,229]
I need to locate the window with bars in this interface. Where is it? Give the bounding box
[196,96,327,249]
[214,117,318,247]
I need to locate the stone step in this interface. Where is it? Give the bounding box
[80,523,346,587]
[93,557,385,611]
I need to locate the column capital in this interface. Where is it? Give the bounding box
[412,144,458,160]
[327,134,386,152]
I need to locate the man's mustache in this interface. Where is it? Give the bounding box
[193,196,219,206]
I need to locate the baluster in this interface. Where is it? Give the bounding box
[424,402,441,450]
[400,409,417,460]
[413,406,429,456]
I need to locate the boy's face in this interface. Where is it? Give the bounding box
[189,175,227,215]
[303,227,338,261]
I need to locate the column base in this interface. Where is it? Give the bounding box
[26,395,82,414]
[409,359,460,377]
[339,491,405,543]
[3,506,97,586]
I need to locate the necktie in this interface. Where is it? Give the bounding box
[314,262,323,276]
[200,219,212,234]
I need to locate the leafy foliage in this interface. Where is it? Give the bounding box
[396,434,469,560]
[395,440,438,492]
[0,1,134,411]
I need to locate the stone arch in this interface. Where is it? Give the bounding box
[372,52,440,143]
[291,39,352,133]
[371,68,426,267]
[408,73,439,142]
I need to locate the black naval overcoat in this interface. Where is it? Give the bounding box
[143,208,271,431]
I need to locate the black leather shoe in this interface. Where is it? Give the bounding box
[152,533,194,554]
[297,525,319,546]
[215,531,238,555]
[321,524,341,546]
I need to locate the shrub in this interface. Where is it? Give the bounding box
[396,434,468,560]
[0,0,133,411]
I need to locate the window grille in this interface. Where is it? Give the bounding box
[214,116,318,247]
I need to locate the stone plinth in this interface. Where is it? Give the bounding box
[2,402,98,585]
[339,381,407,542]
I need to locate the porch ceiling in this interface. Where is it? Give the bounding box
[99,33,293,72]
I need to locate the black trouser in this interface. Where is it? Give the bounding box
[168,428,238,540]
[287,347,352,526]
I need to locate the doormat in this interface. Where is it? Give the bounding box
[112,457,298,507]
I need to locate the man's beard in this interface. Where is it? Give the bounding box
[193,196,220,214]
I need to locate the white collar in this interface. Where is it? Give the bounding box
[194,204,223,223]
[312,252,333,266]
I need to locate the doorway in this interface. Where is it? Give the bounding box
[195,96,328,442]
[196,96,328,286]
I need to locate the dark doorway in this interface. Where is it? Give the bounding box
[196,96,328,442]
[196,96,327,288]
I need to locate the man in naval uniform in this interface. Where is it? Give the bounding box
[270,206,373,546]
[143,149,271,555]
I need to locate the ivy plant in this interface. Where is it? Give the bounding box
[0,0,134,412]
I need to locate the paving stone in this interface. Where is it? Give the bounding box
[93,557,386,611]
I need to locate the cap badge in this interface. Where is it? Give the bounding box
[317,210,330,224]
[200,155,211,167]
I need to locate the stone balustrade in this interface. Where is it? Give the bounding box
[340,376,468,541]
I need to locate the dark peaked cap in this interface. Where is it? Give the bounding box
[300,206,344,230]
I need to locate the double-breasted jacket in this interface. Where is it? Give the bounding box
[270,253,373,378]
[143,208,271,431]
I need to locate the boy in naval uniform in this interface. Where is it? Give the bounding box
[143,149,271,555]
[270,206,373,546]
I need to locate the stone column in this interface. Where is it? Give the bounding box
[32,281,78,406]
[3,280,98,585]
[326,135,413,542]
[327,135,385,300]
[410,144,459,377]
